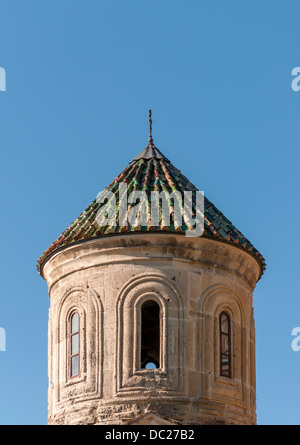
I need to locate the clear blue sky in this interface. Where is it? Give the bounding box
[0,0,299,425]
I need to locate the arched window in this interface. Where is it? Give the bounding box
[219,311,231,378]
[69,312,80,378]
[141,301,160,369]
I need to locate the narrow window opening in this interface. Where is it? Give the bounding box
[69,312,80,378]
[141,301,160,369]
[219,311,231,378]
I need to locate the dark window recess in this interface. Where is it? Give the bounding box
[141,301,160,369]
[219,311,231,378]
[69,312,80,378]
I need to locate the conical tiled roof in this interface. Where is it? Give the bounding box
[37,135,266,278]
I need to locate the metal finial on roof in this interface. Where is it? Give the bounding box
[132,110,170,162]
[148,109,153,145]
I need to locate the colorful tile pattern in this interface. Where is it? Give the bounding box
[37,143,266,278]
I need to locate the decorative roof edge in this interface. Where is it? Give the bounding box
[37,230,266,281]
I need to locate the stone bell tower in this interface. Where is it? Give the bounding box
[37,112,266,425]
